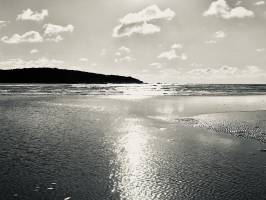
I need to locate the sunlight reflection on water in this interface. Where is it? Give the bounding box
[111,118,157,200]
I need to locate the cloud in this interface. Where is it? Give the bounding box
[150,62,162,69]
[1,23,74,44]
[256,48,265,53]
[0,21,9,28]
[118,46,131,53]
[43,23,74,42]
[243,65,261,74]
[205,30,226,44]
[188,65,238,76]
[43,23,74,36]
[17,9,48,22]
[219,65,238,74]
[113,4,175,37]
[30,49,39,54]
[187,65,263,77]
[184,65,266,84]
[114,56,135,63]
[115,52,122,56]
[0,58,64,69]
[113,22,160,37]
[1,31,43,44]
[254,1,265,6]
[203,0,254,19]
[180,53,188,60]
[114,46,134,62]
[171,43,183,49]
[214,31,226,38]
[158,49,177,60]
[79,58,88,62]
[45,35,64,42]
[158,44,188,61]
[205,40,217,44]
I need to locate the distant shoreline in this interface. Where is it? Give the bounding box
[0,68,143,84]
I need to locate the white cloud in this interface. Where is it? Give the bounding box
[17,9,48,22]
[256,48,265,53]
[79,58,88,62]
[204,40,217,44]
[188,65,238,76]
[30,49,39,54]
[243,65,262,74]
[0,21,9,28]
[118,46,131,53]
[180,53,188,60]
[0,58,64,69]
[114,56,135,63]
[254,1,265,6]
[119,4,175,24]
[158,45,188,61]
[1,31,43,44]
[158,49,177,60]
[214,31,226,38]
[115,46,133,62]
[113,4,175,37]
[43,23,74,36]
[187,65,263,77]
[1,23,73,44]
[171,43,183,49]
[203,0,254,19]
[205,31,226,44]
[43,23,74,42]
[150,62,163,69]
[188,68,214,75]
[219,65,238,74]
[115,52,122,56]
[113,22,160,37]
[45,35,64,42]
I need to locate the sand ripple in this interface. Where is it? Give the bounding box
[176,111,266,143]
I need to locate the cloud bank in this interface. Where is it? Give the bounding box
[0,58,64,69]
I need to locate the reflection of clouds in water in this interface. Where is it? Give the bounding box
[110,118,157,200]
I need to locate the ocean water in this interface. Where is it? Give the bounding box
[1,83,266,96]
[1,84,266,200]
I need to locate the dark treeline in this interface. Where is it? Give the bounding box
[0,68,143,84]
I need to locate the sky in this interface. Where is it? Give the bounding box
[0,0,266,83]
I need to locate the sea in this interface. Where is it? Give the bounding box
[0,84,266,200]
[1,83,266,96]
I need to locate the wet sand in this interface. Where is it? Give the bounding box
[0,95,266,200]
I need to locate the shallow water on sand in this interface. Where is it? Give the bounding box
[0,95,266,200]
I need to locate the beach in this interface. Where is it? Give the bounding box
[1,92,266,200]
